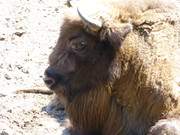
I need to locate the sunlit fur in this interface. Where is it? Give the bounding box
[148,118,180,135]
[47,0,180,134]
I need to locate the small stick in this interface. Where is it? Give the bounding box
[15,87,53,95]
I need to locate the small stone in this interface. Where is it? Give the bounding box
[0,131,9,135]
[5,18,10,21]
[55,8,59,12]
[7,109,12,113]
[4,74,11,80]
[0,64,3,68]
[16,65,23,70]
[14,31,25,37]
[0,94,6,97]
[22,69,29,74]
[38,123,43,126]
[0,37,5,41]
[7,64,12,71]
[23,121,30,127]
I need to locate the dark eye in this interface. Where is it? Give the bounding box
[71,41,87,51]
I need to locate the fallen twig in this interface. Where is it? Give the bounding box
[15,87,53,95]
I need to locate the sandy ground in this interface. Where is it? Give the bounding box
[0,0,70,134]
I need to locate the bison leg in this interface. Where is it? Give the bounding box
[147,118,180,135]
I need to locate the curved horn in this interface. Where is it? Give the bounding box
[77,6,103,33]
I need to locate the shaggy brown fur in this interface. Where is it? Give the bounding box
[45,0,180,134]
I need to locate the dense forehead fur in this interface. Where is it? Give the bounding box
[60,12,83,40]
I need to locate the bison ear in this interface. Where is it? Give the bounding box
[99,23,132,49]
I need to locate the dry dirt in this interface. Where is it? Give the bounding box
[0,0,71,134]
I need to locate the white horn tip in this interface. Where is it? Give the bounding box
[77,4,103,32]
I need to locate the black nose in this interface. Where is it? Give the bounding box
[44,67,60,88]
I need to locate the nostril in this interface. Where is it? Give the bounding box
[44,79,53,85]
[44,67,65,87]
[43,77,56,88]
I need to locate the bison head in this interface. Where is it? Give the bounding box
[44,6,132,103]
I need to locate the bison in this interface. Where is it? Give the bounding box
[44,0,180,134]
